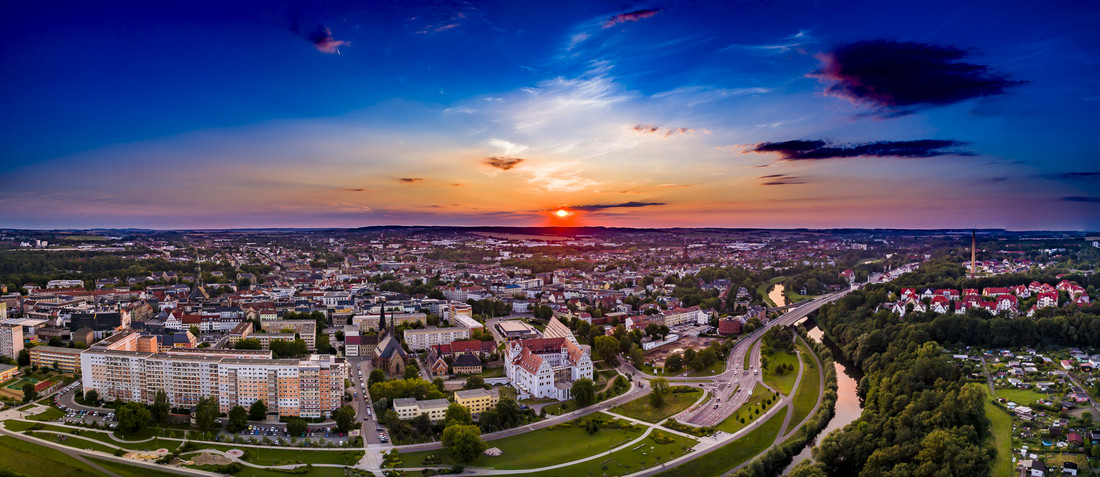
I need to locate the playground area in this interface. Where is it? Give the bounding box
[0,376,56,400]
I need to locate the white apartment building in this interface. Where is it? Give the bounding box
[403,327,471,351]
[81,348,345,418]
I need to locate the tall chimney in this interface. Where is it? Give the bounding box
[970,230,976,280]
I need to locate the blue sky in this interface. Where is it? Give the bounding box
[2,0,1098,229]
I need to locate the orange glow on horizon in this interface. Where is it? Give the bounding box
[555,209,571,218]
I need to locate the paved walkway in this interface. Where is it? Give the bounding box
[777,333,825,444]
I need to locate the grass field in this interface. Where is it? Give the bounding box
[994,387,1050,406]
[85,458,183,477]
[657,407,788,477]
[986,400,1014,477]
[520,430,697,477]
[187,464,345,477]
[685,360,727,377]
[61,235,108,241]
[611,389,702,423]
[763,349,800,396]
[31,431,119,454]
[0,435,105,477]
[401,414,644,469]
[788,341,821,428]
[717,386,780,435]
[26,407,65,421]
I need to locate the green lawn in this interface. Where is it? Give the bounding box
[520,430,697,477]
[986,400,1014,477]
[685,360,727,377]
[611,390,702,423]
[475,367,505,379]
[788,341,821,428]
[994,387,1050,406]
[185,443,361,466]
[187,464,346,477]
[31,431,120,454]
[400,414,644,470]
[762,350,799,395]
[716,386,780,435]
[26,406,65,421]
[657,406,788,476]
[0,435,105,477]
[86,458,184,477]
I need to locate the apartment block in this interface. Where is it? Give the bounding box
[454,388,499,415]
[28,346,83,373]
[259,319,316,350]
[392,397,450,421]
[403,326,471,351]
[80,348,345,418]
[0,324,22,360]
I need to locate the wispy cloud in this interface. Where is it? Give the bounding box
[603,9,662,28]
[484,157,524,170]
[398,177,424,183]
[747,139,973,161]
[567,201,667,211]
[1061,196,1100,203]
[1043,171,1100,180]
[759,174,807,185]
[812,40,1020,116]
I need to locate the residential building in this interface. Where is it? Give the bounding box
[80,348,345,418]
[392,397,450,421]
[260,319,316,350]
[504,334,593,401]
[452,353,482,375]
[0,363,18,382]
[404,327,471,351]
[454,388,498,415]
[28,346,83,373]
[0,324,23,360]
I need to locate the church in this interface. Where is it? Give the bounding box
[372,308,408,376]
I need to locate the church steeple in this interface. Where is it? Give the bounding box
[379,306,387,336]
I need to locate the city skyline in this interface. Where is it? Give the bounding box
[2,1,1099,230]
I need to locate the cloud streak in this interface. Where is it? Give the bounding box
[398,177,424,183]
[567,201,667,211]
[603,9,661,28]
[813,40,1018,115]
[307,26,348,54]
[759,174,806,185]
[747,139,973,161]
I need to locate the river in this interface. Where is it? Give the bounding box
[782,322,863,474]
[768,283,788,307]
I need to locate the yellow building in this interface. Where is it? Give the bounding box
[0,363,18,382]
[28,346,83,373]
[454,388,499,415]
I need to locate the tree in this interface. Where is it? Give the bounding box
[286,418,307,437]
[649,377,669,408]
[630,345,645,368]
[682,348,697,366]
[248,399,268,421]
[432,377,446,393]
[403,364,420,380]
[464,376,486,390]
[571,377,596,408]
[84,389,99,405]
[195,396,220,431]
[235,338,262,350]
[21,383,36,403]
[151,389,170,423]
[665,353,683,372]
[369,369,386,387]
[593,335,620,363]
[334,405,356,433]
[117,402,151,434]
[17,349,30,367]
[446,402,473,426]
[227,406,248,433]
[189,325,201,337]
[413,413,432,434]
[442,424,487,463]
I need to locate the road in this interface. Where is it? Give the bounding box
[346,356,382,446]
[675,290,850,427]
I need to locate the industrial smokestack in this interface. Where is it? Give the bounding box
[971,230,976,280]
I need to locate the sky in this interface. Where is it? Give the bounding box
[2,0,1099,230]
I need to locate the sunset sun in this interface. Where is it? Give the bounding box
[555,209,571,218]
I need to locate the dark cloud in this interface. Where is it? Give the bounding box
[341,188,365,192]
[398,178,424,183]
[1046,171,1100,180]
[568,201,667,211]
[1061,196,1100,203]
[308,26,348,54]
[665,127,694,137]
[813,40,1019,115]
[484,157,525,170]
[747,139,972,161]
[632,124,697,137]
[633,124,660,133]
[987,177,1008,183]
[603,9,661,28]
[760,174,806,186]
